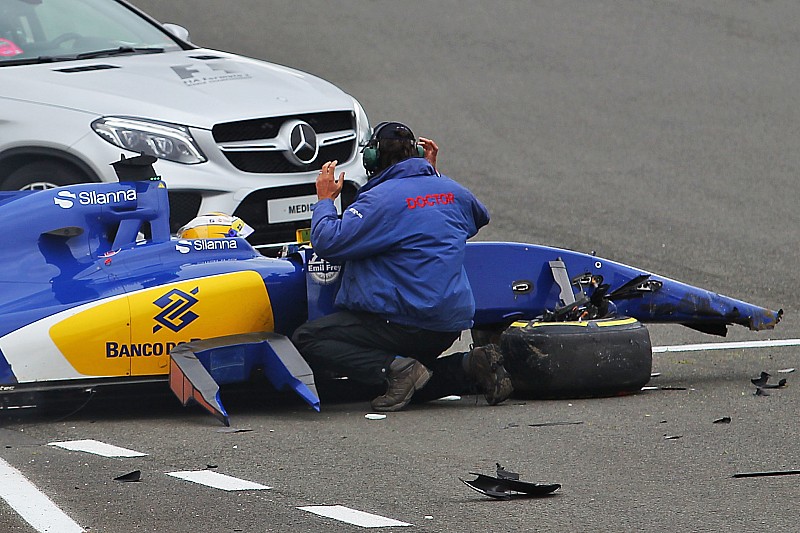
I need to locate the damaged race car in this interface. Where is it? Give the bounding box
[0,156,783,424]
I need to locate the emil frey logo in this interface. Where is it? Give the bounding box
[54,189,137,209]
[307,252,341,285]
[152,287,200,333]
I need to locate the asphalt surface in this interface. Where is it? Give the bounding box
[2,1,800,531]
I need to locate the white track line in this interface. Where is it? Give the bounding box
[653,338,800,353]
[0,457,85,533]
[48,439,147,457]
[299,505,411,528]
[167,470,271,490]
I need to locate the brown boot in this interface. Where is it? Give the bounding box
[467,344,513,405]
[370,357,432,412]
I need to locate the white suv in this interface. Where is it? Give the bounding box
[0,0,370,246]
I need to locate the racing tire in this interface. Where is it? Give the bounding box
[499,317,652,399]
[3,161,87,191]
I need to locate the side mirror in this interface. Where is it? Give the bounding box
[163,23,191,43]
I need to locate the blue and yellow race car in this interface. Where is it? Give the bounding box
[0,156,782,424]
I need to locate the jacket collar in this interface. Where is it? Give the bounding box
[358,158,437,196]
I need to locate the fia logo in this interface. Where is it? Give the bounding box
[152,287,199,333]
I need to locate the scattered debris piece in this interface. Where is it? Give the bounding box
[751,372,787,395]
[496,463,519,480]
[502,423,519,429]
[365,414,386,420]
[436,395,462,401]
[460,463,560,500]
[217,428,253,434]
[650,373,661,378]
[664,434,683,440]
[733,469,800,479]
[641,386,659,391]
[713,417,732,424]
[778,368,795,374]
[659,386,687,391]
[114,470,141,482]
[751,371,771,387]
[528,421,584,427]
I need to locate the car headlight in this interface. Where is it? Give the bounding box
[352,97,371,147]
[92,117,207,164]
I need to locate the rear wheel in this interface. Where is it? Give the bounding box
[2,161,88,191]
[500,317,653,399]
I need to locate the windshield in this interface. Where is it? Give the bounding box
[0,0,184,65]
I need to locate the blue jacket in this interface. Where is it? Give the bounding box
[311,157,490,332]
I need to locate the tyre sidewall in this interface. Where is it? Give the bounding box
[501,318,653,399]
[3,161,86,190]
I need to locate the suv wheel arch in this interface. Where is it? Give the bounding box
[0,148,100,190]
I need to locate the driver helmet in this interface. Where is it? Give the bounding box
[177,212,254,239]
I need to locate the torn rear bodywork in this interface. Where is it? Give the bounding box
[464,242,782,336]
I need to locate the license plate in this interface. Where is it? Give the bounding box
[267,194,342,224]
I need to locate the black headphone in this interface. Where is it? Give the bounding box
[362,121,425,173]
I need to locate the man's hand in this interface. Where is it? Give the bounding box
[316,160,344,201]
[419,137,438,171]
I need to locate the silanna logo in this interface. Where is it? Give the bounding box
[152,287,200,333]
[54,189,137,209]
[175,239,239,254]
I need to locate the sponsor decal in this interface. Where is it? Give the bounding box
[171,61,252,86]
[175,239,239,254]
[307,252,341,285]
[106,339,197,358]
[54,189,136,209]
[347,207,363,219]
[152,288,199,333]
[405,192,455,209]
[49,272,274,377]
[54,190,76,208]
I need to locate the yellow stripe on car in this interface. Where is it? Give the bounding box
[509,317,638,329]
[49,271,273,377]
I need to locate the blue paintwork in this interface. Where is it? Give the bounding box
[465,242,782,332]
[0,178,308,339]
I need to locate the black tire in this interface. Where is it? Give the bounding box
[500,317,652,399]
[2,160,88,191]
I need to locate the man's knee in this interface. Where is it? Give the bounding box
[290,325,305,347]
[291,322,317,351]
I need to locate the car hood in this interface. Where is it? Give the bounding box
[0,49,355,128]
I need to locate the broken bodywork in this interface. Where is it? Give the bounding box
[0,157,782,422]
[461,463,560,499]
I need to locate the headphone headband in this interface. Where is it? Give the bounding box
[362,121,422,175]
[367,121,416,145]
